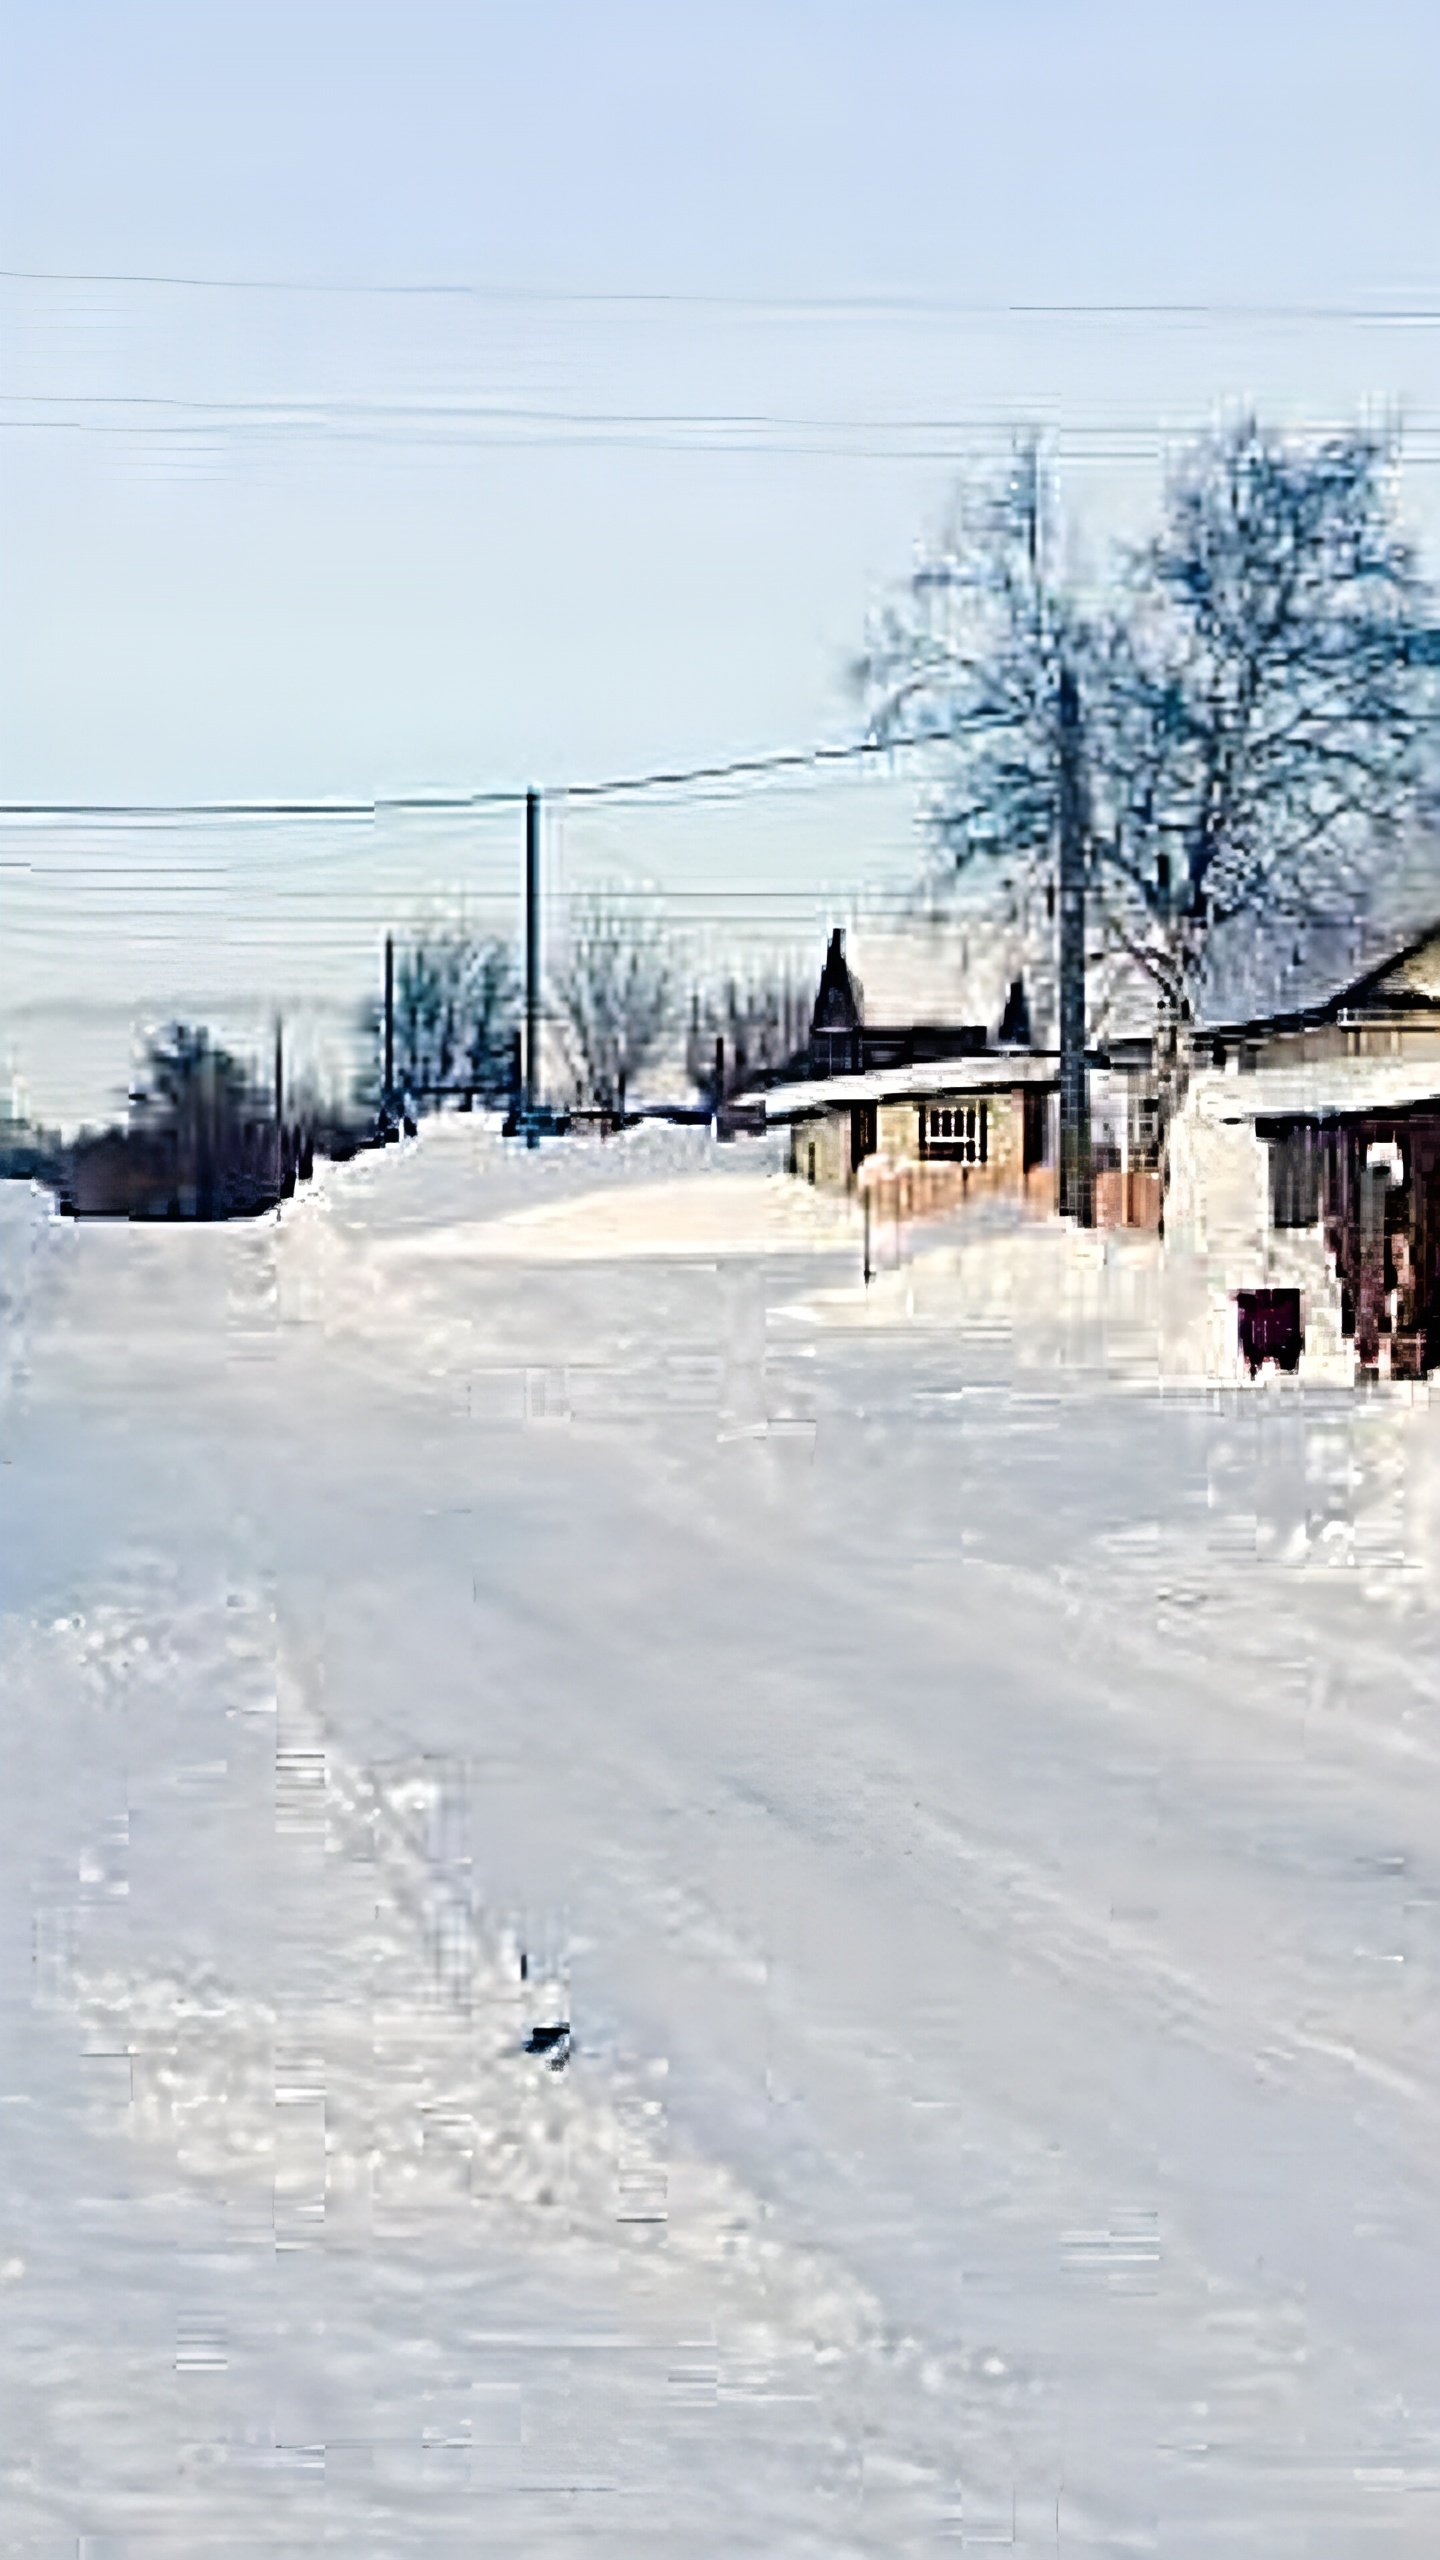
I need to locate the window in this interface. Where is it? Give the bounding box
[923,1101,988,1164]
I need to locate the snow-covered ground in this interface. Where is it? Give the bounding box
[3,1124,1440,2556]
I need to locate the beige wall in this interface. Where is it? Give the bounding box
[791,1086,1033,1197]
[789,1110,852,1189]
[877,1090,1028,1190]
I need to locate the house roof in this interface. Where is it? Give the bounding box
[1193,802,1440,1030]
[762,1050,1060,1124]
[812,927,863,1032]
[844,913,1048,1040]
[1195,1052,1440,1126]
[1197,914,1440,1039]
[802,834,1440,1059]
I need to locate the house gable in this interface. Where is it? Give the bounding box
[811,928,863,1033]
[1339,923,1440,1012]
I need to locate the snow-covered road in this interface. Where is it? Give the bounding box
[3,1128,1440,2555]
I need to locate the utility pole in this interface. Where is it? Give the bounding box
[273,1018,283,1128]
[524,789,541,1121]
[1056,660,1092,1225]
[382,932,396,1110]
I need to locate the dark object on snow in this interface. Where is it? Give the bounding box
[524,2021,572,2069]
[1236,1286,1303,1375]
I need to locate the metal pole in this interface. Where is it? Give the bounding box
[383,933,395,1106]
[1057,661,1092,1226]
[525,788,540,1118]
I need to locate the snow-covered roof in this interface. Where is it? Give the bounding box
[840,893,1058,1044]
[1199,915,1432,1032]
[1199,1054,1440,1125]
[1198,830,1440,1030]
[817,829,1440,1065]
[846,924,1005,1028]
[763,1050,1059,1124]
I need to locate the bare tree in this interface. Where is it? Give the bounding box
[1095,420,1435,1026]
[859,419,1437,1079]
[459,938,521,1102]
[685,967,809,1106]
[552,888,676,1114]
[359,922,519,1113]
[858,434,1098,1205]
[858,436,1085,919]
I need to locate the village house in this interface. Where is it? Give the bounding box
[770,908,1440,1375]
[769,918,1161,1227]
[1183,921,1440,1377]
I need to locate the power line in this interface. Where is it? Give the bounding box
[560,734,924,802]
[6,266,1440,325]
[7,401,1440,463]
[0,732,930,825]
[28,394,1411,432]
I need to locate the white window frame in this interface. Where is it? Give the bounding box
[921,1100,987,1165]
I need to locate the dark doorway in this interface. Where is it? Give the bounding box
[1022,1088,1051,1174]
[850,1102,878,1174]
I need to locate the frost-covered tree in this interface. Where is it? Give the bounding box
[858,434,1098,1207]
[860,419,1437,1059]
[552,889,676,1114]
[858,435,1085,917]
[1096,420,1435,1023]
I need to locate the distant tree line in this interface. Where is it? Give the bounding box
[51,1024,299,1219]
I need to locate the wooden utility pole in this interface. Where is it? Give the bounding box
[525,789,541,1118]
[1056,661,1092,1225]
[383,933,395,1106]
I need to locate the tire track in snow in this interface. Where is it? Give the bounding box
[42,1587,1128,2553]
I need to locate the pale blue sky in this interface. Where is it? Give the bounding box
[3,0,1439,1119]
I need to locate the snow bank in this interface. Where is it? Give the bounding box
[381,1170,861,1266]
[0,1178,63,1398]
[786,1078,1360,1389]
[1164,1072,1353,1383]
[789,1213,1170,1370]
